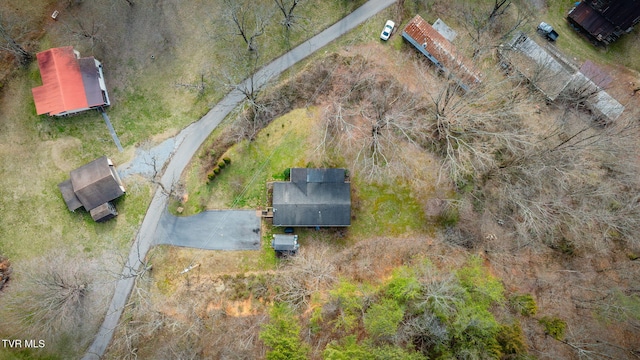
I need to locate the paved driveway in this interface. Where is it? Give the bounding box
[154,210,261,250]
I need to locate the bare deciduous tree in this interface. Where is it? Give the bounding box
[274,0,303,29]
[63,16,105,52]
[485,110,640,250]
[460,0,529,58]
[224,0,269,52]
[318,54,429,179]
[2,251,108,355]
[0,11,33,66]
[422,67,531,185]
[275,243,337,309]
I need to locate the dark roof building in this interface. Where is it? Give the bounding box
[32,46,110,116]
[58,156,125,222]
[272,168,351,227]
[402,15,481,91]
[568,0,640,45]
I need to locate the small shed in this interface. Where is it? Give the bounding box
[89,202,118,223]
[432,18,457,42]
[31,46,110,116]
[272,234,300,256]
[58,156,125,222]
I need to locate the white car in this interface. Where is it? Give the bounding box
[380,20,395,41]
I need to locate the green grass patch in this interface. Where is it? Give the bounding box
[350,177,428,238]
[184,107,319,212]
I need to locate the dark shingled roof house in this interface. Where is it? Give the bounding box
[272,168,351,227]
[32,46,110,116]
[58,156,125,222]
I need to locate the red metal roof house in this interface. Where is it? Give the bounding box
[31,46,110,116]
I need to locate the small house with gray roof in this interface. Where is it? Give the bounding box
[271,168,351,227]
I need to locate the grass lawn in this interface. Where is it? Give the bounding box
[181,107,321,214]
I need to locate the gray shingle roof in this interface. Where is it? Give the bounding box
[272,168,351,227]
[272,234,299,251]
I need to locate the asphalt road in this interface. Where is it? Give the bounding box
[83,1,395,358]
[154,210,261,250]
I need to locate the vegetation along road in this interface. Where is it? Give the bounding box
[82,0,396,358]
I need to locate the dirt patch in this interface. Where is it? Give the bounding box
[47,137,82,172]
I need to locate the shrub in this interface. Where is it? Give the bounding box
[0,255,11,291]
[329,279,366,332]
[509,294,537,316]
[539,316,566,340]
[223,157,231,164]
[324,336,427,360]
[260,303,309,360]
[283,167,291,180]
[385,267,421,304]
[364,298,404,342]
[456,256,505,307]
[218,161,226,169]
[323,336,371,360]
[213,167,220,174]
[207,172,216,182]
[497,322,527,355]
[436,204,459,228]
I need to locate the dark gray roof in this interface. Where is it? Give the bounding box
[290,168,345,183]
[66,156,125,211]
[58,179,83,211]
[273,168,351,227]
[78,57,104,107]
[89,202,118,222]
[272,234,299,251]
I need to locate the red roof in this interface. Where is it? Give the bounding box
[403,15,481,84]
[31,46,106,116]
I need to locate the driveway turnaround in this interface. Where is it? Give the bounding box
[154,210,261,250]
[83,0,396,358]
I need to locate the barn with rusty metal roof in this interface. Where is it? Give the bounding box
[568,0,640,44]
[402,14,482,90]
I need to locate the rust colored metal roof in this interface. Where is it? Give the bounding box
[403,15,481,84]
[568,0,640,41]
[31,46,106,116]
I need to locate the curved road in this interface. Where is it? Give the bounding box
[83,0,395,358]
